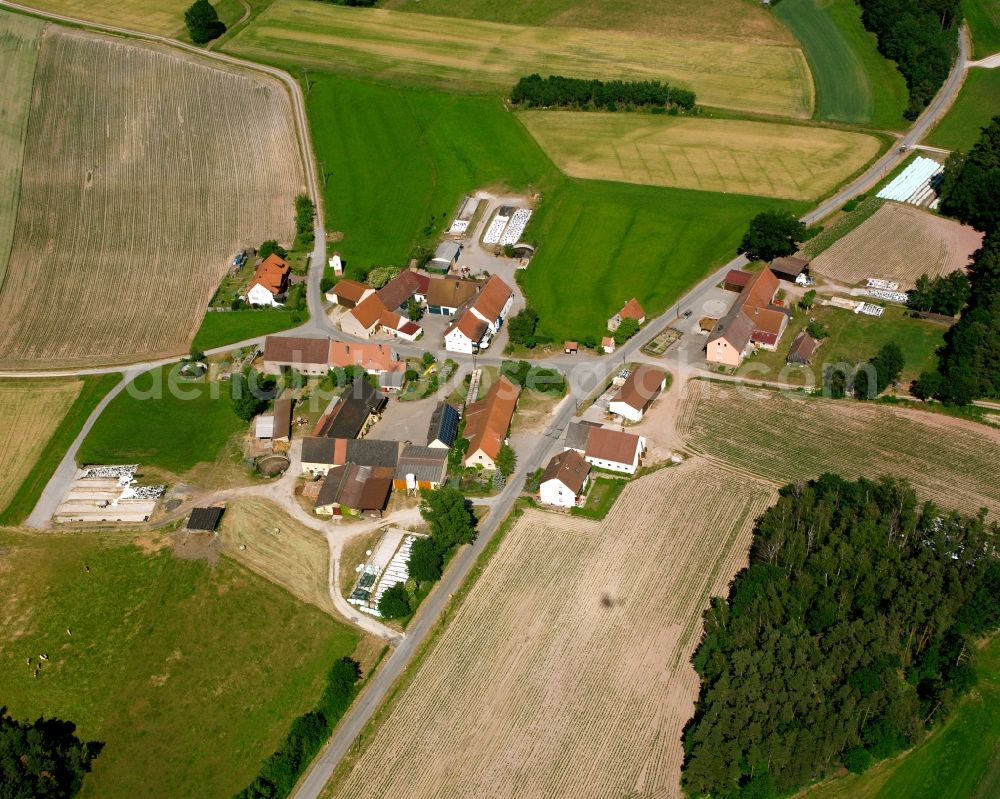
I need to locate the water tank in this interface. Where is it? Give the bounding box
[405,473,417,490]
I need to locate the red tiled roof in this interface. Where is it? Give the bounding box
[725,269,752,289]
[376,270,422,311]
[448,310,489,343]
[463,375,520,462]
[585,427,641,465]
[611,365,667,412]
[619,297,645,320]
[328,342,397,373]
[470,274,513,322]
[331,279,370,303]
[351,295,387,330]
[264,335,330,366]
[426,276,480,308]
[248,254,290,295]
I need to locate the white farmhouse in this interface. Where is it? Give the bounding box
[539,449,591,508]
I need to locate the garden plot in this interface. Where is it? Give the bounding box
[811,202,983,289]
[0,27,303,369]
[326,460,776,799]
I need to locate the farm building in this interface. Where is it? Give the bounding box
[312,378,387,439]
[342,295,385,338]
[445,312,490,355]
[602,336,615,354]
[314,464,392,516]
[608,365,668,422]
[379,312,423,343]
[426,276,480,315]
[429,240,461,272]
[566,425,646,475]
[787,331,820,365]
[427,402,461,448]
[770,256,809,283]
[301,437,401,477]
[246,254,290,307]
[539,449,590,508]
[328,252,343,275]
[462,375,520,470]
[445,275,514,353]
[706,267,789,367]
[255,396,293,441]
[186,506,224,532]
[378,270,425,313]
[262,335,332,376]
[393,445,449,490]
[564,341,578,354]
[723,270,752,292]
[607,298,645,332]
[329,342,402,376]
[379,369,406,393]
[564,421,601,452]
[327,279,374,308]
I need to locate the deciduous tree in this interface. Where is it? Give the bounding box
[184,0,226,44]
[738,210,806,262]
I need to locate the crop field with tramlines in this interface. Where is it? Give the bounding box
[0,27,303,370]
[0,379,81,515]
[224,0,814,117]
[0,11,42,287]
[325,460,776,799]
[677,380,1000,516]
[18,0,189,35]
[518,112,881,200]
[810,202,984,289]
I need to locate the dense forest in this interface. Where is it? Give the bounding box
[914,117,1000,404]
[510,74,696,111]
[0,707,102,797]
[857,0,962,118]
[681,475,1000,799]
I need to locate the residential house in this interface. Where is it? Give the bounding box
[328,342,401,376]
[327,279,374,308]
[462,375,520,470]
[467,274,514,335]
[393,445,448,490]
[565,424,646,475]
[787,331,819,365]
[427,402,461,448]
[379,311,423,342]
[426,276,480,316]
[607,297,645,332]
[706,267,789,368]
[444,312,489,355]
[312,378,387,439]
[340,270,427,338]
[608,365,667,423]
[246,254,290,307]
[539,449,591,508]
[429,240,461,272]
[314,464,392,516]
[262,335,332,376]
[342,294,384,338]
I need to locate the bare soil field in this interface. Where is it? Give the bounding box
[386,0,796,45]
[677,380,1000,516]
[518,112,881,200]
[217,498,332,613]
[0,26,303,369]
[0,378,81,514]
[811,202,984,289]
[325,460,776,799]
[0,10,42,288]
[224,0,813,118]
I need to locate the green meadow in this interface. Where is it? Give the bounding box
[775,0,908,128]
[0,530,359,799]
[963,0,1000,58]
[926,68,1000,151]
[192,308,302,352]
[308,73,794,341]
[77,365,246,476]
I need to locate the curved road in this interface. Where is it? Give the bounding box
[0,4,975,795]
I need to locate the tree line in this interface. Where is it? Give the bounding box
[0,708,102,798]
[857,0,962,119]
[681,474,1000,799]
[914,116,1000,404]
[510,74,696,112]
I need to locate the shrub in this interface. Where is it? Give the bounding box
[378,583,411,619]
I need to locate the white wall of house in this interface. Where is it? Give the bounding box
[301,462,334,477]
[247,283,281,307]
[585,452,639,475]
[470,294,514,335]
[608,400,644,423]
[445,328,475,354]
[464,448,496,471]
[540,478,581,508]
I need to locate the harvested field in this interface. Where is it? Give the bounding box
[224,0,814,117]
[518,112,881,200]
[0,11,42,288]
[677,380,1000,516]
[0,379,81,516]
[217,498,333,614]
[18,0,189,36]
[326,460,777,799]
[0,27,303,369]
[387,0,796,45]
[811,202,984,289]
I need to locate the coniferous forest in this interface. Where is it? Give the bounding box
[681,474,1000,798]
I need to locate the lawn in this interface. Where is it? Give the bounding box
[963,0,1000,59]
[571,475,626,519]
[0,530,360,799]
[224,0,813,117]
[192,308,303,352]
[0,374,120,526]
[798,634,1000,799]
[518,111,882,200]
[737,304,946,384]
[775,0,908,129]
[77,365,247,476]
[926,68,1000,151]
[521,179,799,341]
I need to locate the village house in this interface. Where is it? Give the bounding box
[607,297,645,332]
[393,445,449,491]
[341,294,384,338]
[538,449,591,508]
[246,254,290,307]
[300,437,401,478]
[462,375,520,470]
[444,274,513,353]
[328,341,403,376]
[314,464,392,516]
[326,278,374,308]
[565,423,646,475]
[608,365,668,423]
[340,270,427,339]
[427,402,461,448]
[706,267,789,368]
[444,312,490,355]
